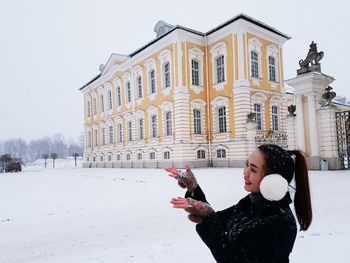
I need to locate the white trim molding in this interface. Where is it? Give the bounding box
[210,42,227,91]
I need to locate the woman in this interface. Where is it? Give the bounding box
[168,144,312,263]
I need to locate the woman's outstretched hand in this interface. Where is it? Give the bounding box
[170,197,214,221]
[165,165,198,192]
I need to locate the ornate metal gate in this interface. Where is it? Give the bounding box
[336,111,350,169]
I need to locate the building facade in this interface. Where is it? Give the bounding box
[80,13,293,168]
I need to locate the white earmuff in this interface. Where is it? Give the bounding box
[260,174,288,201]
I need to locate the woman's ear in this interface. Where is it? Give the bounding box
[260,174,288,201]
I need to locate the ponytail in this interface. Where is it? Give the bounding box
[289,150,312,231]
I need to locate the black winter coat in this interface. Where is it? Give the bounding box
[185,187,297,263]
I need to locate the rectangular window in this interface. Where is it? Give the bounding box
[193,109,202,134]
[88,131,92,147]
[218,107,227,133]
[117,155,121,161]
[164,62,170,88]
[216,55,225,83]
[272,106,279,131]
[139,118,144,140]
[150,70,156,94]
[137,153,142,160]
[151,115,157,138]
[117,123,123,143]
[269,56,276,82]
[100,94,104,112]
[126,154,131,160]
[87,100,91,117]
[165,111,172,136]
[164,151,170,159]
[251,51,259,78]
[102,128,106,145]
[150,152,155,160]
[191,60,199,86]
[116,86,121,106]
[127,121,132,141]
[94,129,98,146]
[137,76,142,99]
[254,103,262,131]
[126,81,131,103]
[109,126,114,144]
[197,150,205,159]
[217,149,226,158]
[108,90,112,110]
[93,98,97,115]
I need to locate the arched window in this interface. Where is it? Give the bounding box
[217,149,226,158]
[108,90,112,110]
[163,62,170,88]
[93,156,96,162]
[116,154,121,161]
[137,153,142,160]
[108,155,112,162]
[271,105,279,131]
[191,59,199,86]
[251,51,259,78]
[193,109,202,134]
[149,69,156,94]
[216,55,225,83]
[254,103,263,131]
[197,150,205,159]
[137,76,143,99]
[93,98,97,115]
[126,81,131,103]
[126,154,131,160]
[151,115,157,138]
[100,94,104,112]
[150,152,156,160]
[165,111,172,136]
[218,106,227,133]
[127,121,132,141]
[116,86,121,106]
[139,118,144,140]
[86,99,91,117]
[117,123,123,143]
[101,128,106,145]
[164,151,170,159]
[109,125,114,144]
[268,56,276,82]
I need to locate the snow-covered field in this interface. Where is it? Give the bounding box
[1,166,349,262]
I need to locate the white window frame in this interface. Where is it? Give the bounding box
[218,106,227,133]
[252,93,267,132]
[248,38,263,86]
[191,99,206,137]
[189,48,204,94]
[109,125,114,144]
[163,151,170,160]
[271,105,279,131]
[253,103,263,131]
[158,49,172,96]
[217,148,226,158]
[165,111,172,136]
[210,42,227,91]
[266,44,280,88]
[197,150,205,159]
[151,115,157,138]
[268,56,276,82]
[127,121,132,141]
[86,96,91,117]
[146,58,157,100]
[150,151,156,160]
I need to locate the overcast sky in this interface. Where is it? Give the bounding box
[0,0,348,142]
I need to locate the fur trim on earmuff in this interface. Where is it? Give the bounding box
[260,174,288,201]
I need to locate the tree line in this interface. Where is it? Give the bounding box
[0,133,83,164]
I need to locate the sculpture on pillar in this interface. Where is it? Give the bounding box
[321,86,336,106]
[287,105,296,117]
[297,41,324,75]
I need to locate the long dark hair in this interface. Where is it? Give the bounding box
[258,144,312,231]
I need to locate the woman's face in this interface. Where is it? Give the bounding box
[244,150,266,193]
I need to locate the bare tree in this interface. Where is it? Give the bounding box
[50,153,58,168]
[42,154,49,168]
[0,154,12,172]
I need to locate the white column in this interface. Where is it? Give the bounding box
[307,94,320,156]
[295,95,305,150]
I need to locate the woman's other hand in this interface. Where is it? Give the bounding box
[170,197,214,218]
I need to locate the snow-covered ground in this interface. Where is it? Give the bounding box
[1,166,349,262]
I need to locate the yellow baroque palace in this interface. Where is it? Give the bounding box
[80,13,294,168]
